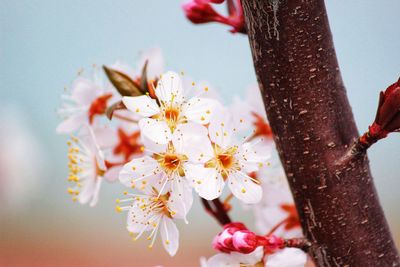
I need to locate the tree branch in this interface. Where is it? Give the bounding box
[241,0,400,266]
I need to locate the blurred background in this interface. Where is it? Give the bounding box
[1,0,399,266]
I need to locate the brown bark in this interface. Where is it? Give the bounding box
[241,1,400,266]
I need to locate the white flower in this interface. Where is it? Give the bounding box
[186,107,270,204]
[57,73,113,134]
[66,127,106,207]
[265,248,307,267]
[122,71,217,144]
[116,183,190,256]
[201,246,264,267]
[119,122,212,215]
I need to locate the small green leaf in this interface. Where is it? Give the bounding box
[103,66,142,96]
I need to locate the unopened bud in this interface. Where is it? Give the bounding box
[232,230,258,254]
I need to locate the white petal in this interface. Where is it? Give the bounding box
[185,164,224,200]
[265,248,307,267]
[228,171,262,204]
[155,71,184,104]
[56,113,86,134]
[119,156,160,189]
[160,217,179,256]
[122,95,160,117]
[182,97,216,124]
[89,178,102,207]
[127,199,156,234]
[139,118,172,144]
[109,61,136,80]
[172,123,214,163]
[104,165,122,182]
[71,77,101,105]
[207,253,239,267]
[208,106,234,149]
[78,174,97,205]
[169,180,193,221]
[136,47,164,79]
[231,246,264,265]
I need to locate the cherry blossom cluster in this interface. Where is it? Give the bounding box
[57,48,307,265]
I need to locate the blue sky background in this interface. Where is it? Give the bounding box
[1,0,399,265]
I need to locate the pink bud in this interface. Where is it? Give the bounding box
[213,222,248,252]
[232,230,258,254]
[182,0,245,34]
[359,78,400,147]
[373,78,400,134]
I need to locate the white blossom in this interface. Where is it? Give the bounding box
[122,71,217,144]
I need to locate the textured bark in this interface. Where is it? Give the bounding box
[241,1,400,266]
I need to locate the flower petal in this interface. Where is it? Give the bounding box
[139,118,172,144]
[182,97,217,124]
[160,217,179,256]
[185,164,224,200]
[127,199,157,234]
[172,123,214,163]
[56,113,86,134]
[71,77,101,105]
[169,180,193,221]
[265,248,307,267]
[231,246,264,265]
[136,47,164,79]
[207,253,239,267]
[155,71,184,104]
[122,95,160,117]
[208,106,234,149]
[119,156,160,189]
[228,171,262,204]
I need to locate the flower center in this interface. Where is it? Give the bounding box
[153,145,188,176]
[164,107,180,122]
[163,153,181,171]
[205,145,239,180]
[150,188,174,218]
[217,153,234,169]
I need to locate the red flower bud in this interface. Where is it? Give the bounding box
[232,230,258,254]
[182,0,227,24]
[213,222,248,252]
[373,78,400,134]
[182,0,245,34]
[359,78,400,148]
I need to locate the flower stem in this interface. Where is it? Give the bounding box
[201,197,231,226]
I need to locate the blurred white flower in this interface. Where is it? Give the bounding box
[57,71,113,134]
[122,71,217,144]
[0,105,44,212]
[66,127,107,207]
